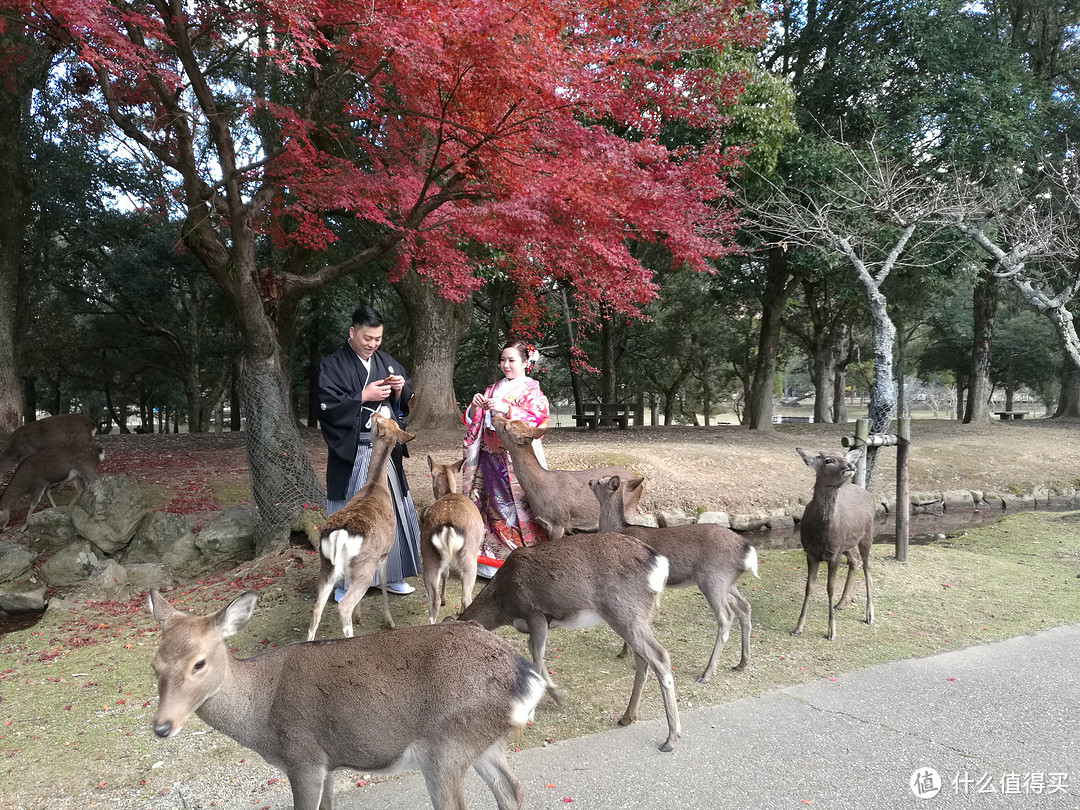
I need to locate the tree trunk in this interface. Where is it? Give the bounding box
[748,246,795,429]
[861,281,896,489]
[811,344,836,423]
[600,312,616,424]
[1053,356,1080,417]
[393,268,471,430]
[964,266,998,423]
[558,288,585,412]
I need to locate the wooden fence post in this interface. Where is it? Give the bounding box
[896,417,911,562]
[853,417,870,488]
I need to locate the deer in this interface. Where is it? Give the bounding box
[421,456,483,624]
[0,441,104,531]
[0,413,97,474]
[490,415,645,541]
[792,448,876,641]
[307,413,415,640]
[148,589,546,810]
[590,475,758,682]
[457,531,682,752]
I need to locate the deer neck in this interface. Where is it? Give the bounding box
[364,437,396,488]
[810,484,842,518]
[194,655,275,750]
[503,437,543,486]
[597,495,629,532]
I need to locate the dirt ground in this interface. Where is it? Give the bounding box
[73,416,1080,528]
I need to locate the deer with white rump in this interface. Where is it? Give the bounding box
[490,415,644,540]
[0,413,96,474]
[308,413,414,640]
[792,448,876,640]
[590,475,758,682]
[458,531,682,751]
[0,441,104,531]
[148,589,546,810]
[421,456,483,623]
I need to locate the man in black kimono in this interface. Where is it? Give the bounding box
[318,305,421,594]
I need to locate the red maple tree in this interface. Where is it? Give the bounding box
[3,0,763,521]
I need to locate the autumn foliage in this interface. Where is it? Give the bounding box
[8,0,764,321]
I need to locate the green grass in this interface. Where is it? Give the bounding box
[1,511,1078,806]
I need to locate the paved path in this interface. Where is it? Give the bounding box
[235,624,1080,809]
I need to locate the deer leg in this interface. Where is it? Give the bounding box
[792,557,819,636]
[616,641,631,659]
[861,544,874,626]
[376,557,395,630]
[284,765,331,810]
[306,565,337,641]
[696,580,735,683]
[419,760,469,810]
[20,486,49,530]
[458,554,477,612]
[618,625,680,751]
[834,550,860,609]
[727,587,752,673]
[45,486,58,508]
[472,741,526,810]
[424,560,443,625]
[825,558,840,641]
[438,562,449,607]
[525,616,564,705]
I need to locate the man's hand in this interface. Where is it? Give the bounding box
[384,374,405,394]
[362,379,392,402]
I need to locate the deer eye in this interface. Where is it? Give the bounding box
[192,659,206,673]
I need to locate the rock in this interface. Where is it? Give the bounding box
[942,490,975,510]
[729,513,771,532]
[85,559,128,597]
[39,541,101,587]
[68,475,148,555]
[23,509,79,551]
[196,506,257,563]
[0,543,36,582]
[124,512,201,572]
[982,492,1006,509]
[766,514,795,531]
[910,491,943,507]
[125,563,166,594]
[0,578,47,613]
[696,511,730,528]
[630,513,659,528]
[657,510,693,528]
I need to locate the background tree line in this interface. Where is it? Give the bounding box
[0,0,1077,531]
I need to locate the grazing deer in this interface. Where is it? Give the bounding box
[490,415,644,540]
[0,413,96,474]
[308,413,414,640]
[148,589,546,810]
[590,475,758,682]
[0,441,104,531]
[792,448,876,641]
[421,456,483,624]
[458,531,682,752]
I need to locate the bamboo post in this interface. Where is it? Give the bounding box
[895,417,911,562]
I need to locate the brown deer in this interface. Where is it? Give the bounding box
[490,415,644,540]
[0,413,96,474]
[458,531,682,752]
[590,475,758,682]
[0,441,104,530]
[421,456,483,624]
[307,413,414,640]
[792,448,876,641]
[148,589,546,810]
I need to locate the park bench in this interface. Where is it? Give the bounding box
[994,411,1030,420]
[572,402,632,430]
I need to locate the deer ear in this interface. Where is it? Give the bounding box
[427,455,435,472]
[148,589,178,626]
[452,458,464,472]
[845,449,863,464]
[216,592,258,638]
[627,477,645,492]
[796,447,814,466]
[608,475,621,490]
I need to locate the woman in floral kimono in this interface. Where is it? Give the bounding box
[461,339,549,578]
